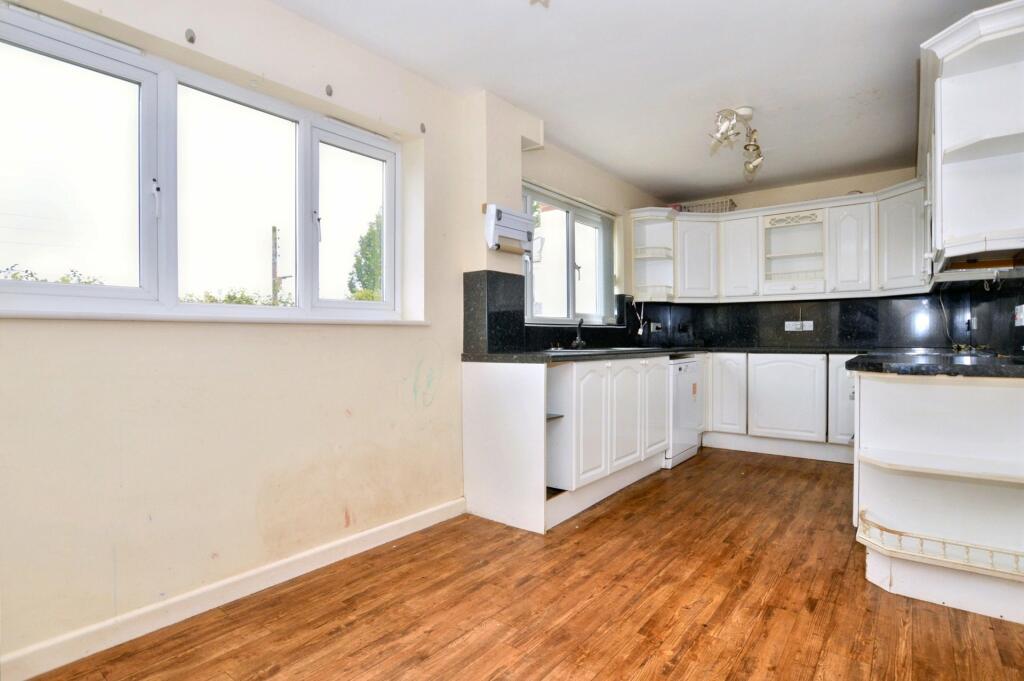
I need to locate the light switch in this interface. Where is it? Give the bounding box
[802,320,815,331]
[784,321,802,331]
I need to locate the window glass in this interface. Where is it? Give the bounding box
[317,143,386,302]
[530,200,568,318]
[573,219,600,316]
[177,86,296,306]
[0,41,139,287]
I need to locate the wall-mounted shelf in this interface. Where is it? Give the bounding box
[859,445,1024,485]
[765,250,825,260]
[943,130,1024,164]
[858,511,1024,582]
[634,246,673,260]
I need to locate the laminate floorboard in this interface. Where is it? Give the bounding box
[36,449,1024,680]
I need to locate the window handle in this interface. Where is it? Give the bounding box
[574,262,582,280]
[151,178,161,219]
[313,210,322,242]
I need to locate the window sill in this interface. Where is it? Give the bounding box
[0,298,427,326]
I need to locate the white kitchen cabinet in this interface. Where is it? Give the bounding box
[711,353,747,434]
[828,354,856,445]
[761,210,827,295]
[609,360,642,472]
[878,188,929,291]
[574,361,611,487]
[641,356,670,459]
[720,217,759,297]
[748,354,827,442]
[675,219,719,298]
[827,203,872,293]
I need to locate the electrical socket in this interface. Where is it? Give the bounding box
[802,320,814,331]
[1015,304,1024,327]
[784,321,802,332]
[650,322,663,332]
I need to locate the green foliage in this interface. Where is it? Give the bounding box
[347,211,383,302]
[181,289,294,306]
[1,264,103,285]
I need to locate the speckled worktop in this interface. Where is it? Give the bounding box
[461,346,874,364]
[845,351,1024,378]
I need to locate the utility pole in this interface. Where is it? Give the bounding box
[270,225,292,306]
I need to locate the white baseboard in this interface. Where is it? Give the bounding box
[544,455,663,531]
[702,432,854,464]
[1,498,466,681]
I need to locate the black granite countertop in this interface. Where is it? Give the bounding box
[846,352,1024,378]
[462,346,877,364]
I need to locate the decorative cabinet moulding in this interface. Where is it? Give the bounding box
[768,211,823,227]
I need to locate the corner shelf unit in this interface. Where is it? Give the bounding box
[858,511,1024,582]
[632,209,676,301]
[921,1,1024,265]
[858,445,1024,485]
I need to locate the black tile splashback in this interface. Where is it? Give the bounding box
[464,271,1024,356]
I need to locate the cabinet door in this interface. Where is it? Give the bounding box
[642,357,670,459]
[720,217,759,297]
[748,354,827,442]
[574,362,610,487]
[827,203,872,293]
[828,354,857,445]
[675,220,719,298]
[879,188,928,291]
[609,360,642,473]
[711,353,747,434]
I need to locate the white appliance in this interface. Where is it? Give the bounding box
[667,355,705,468]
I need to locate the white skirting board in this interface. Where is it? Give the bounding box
[702,432,854,464]
[0,498,466,681]
[544,455,663,531]
[865,547,1024,624]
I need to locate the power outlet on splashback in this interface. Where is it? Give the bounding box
[785,320,814,332]
[1015,304,1024,327]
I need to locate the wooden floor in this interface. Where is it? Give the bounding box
[40,449,1024,680]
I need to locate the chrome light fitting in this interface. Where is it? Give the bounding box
[709,106,764,176]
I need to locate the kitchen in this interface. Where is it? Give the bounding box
[2,0,1023,679]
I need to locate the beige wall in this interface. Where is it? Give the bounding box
[682,167,917,210]
[0,0,662,663]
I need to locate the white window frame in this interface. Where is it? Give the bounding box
[0,6,404,324]
[523,183,616,326]
[310,127,399,317]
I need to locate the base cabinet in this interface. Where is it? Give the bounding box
[748,354,827,442]
[828,354,857,444]
[609,360,643,472]
[711,353,747,434]
[641,356,670,459]
[548,357,669,491]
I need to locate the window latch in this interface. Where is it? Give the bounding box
[313,210,322,241]
[574,262,582,280]
[151,178,161,219]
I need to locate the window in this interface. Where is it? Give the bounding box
[177,86,297,307]
[0,7,401,322]
[314,130,397,308]
[0,30,156,296]
[523,185,614,324]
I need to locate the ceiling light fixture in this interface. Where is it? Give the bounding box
[709,106,764,176]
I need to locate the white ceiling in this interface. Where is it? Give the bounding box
[271,0,993,201]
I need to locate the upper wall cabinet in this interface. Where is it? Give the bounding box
[720,217,759,297]
[761,210,826,295]
[920,1,1024,270]
[675,219,719,298]
[632,208,675,301]
[827,203,872,293]
[879,188,929,291]
[629,179,929,304]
